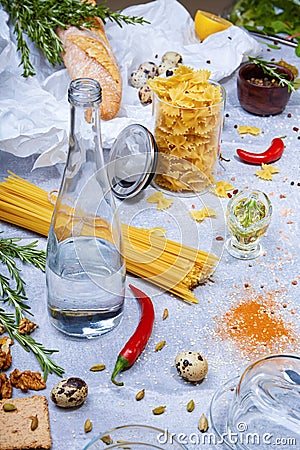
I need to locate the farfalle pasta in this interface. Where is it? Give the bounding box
[148,66,225,193]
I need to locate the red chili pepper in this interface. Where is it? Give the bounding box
[236,138,285,165]
[111,284,155,386]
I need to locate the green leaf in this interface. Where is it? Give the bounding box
[229,0,300,58]
[293,78,300,89]
[270,20,292,35]
[267,43,281,49]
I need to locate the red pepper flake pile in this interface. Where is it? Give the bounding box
[216,287,298,358]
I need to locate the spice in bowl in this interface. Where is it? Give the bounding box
[237,58,295,116]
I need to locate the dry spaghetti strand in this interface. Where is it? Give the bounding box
[0,172,218,303]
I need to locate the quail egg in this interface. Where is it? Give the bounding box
[138,61,159,78]
[158,60,177,76]
[175,351,208,382]
[138,84,153,105]
[129,70,149,88]
[162,51,183,66]
[50,377,88,408]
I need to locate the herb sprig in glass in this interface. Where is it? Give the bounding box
[0,0,149,78]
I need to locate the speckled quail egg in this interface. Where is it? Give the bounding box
[50,377,88,408]
[158,60,177,76]
[130,70,149,88]
[162,51,183,66]
[175,351,208,382]
[137,61,159,78]
[138,84,153,105]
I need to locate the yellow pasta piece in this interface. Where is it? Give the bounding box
[190,207,217,222]
[255,163,279,181]
[213,180,235,197]
[157,197,174,210]
[146,191,174,210]
[237,126,261,135]
[146,192,163,203]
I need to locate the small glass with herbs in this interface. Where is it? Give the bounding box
[225,189,272,260]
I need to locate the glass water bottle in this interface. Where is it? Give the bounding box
[46,78,126,338]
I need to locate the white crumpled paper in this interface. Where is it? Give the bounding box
[0,0,261,168]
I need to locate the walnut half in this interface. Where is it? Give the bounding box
[10,369,46,392]
[18,317,36,335]
[0,373,12,399]
[0,337,14,370]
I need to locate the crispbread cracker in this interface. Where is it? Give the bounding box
[0,395,52,450]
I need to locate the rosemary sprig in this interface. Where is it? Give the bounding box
[0,273,31,323]
[0,234,64,379]
[248,56,297,92]
[0,309,64,380]
[0,237,46,271]
[0,236,46,322]
[0,0,149,78]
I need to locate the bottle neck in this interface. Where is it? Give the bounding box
[68,78,102,106]
[66,79,104,178]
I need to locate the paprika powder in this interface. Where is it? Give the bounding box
[216,287,298,357]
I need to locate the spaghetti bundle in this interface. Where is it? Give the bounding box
[0,172,218,303]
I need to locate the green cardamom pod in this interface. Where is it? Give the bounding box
[30,415,38,431]
[100,435,113,445]
[187,399,195,412]
[155,340,166,352]
[3,403,17,412]
[84,419,93,433]
[135,389,145,401]
[162,308,169,320]
[198,413,209,433]
[90,363,106,372]
[152,405,166,415]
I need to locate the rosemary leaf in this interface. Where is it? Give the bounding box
[0,309,64,380]
[0,235,46,321]
[0,234,64,379]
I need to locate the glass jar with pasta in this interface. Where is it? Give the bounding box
[148,66,225,194]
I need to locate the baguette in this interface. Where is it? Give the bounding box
[57,16,122,121]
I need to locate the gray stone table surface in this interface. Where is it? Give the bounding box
[0,36,300,450]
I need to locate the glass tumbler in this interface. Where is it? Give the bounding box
[153,81,225,194]
[209,354,300,450]
[228,354,300,449]
[225,189,272,259]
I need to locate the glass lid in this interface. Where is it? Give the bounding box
[107,124,158,199]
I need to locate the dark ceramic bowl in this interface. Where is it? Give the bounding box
[237,62,294,116]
